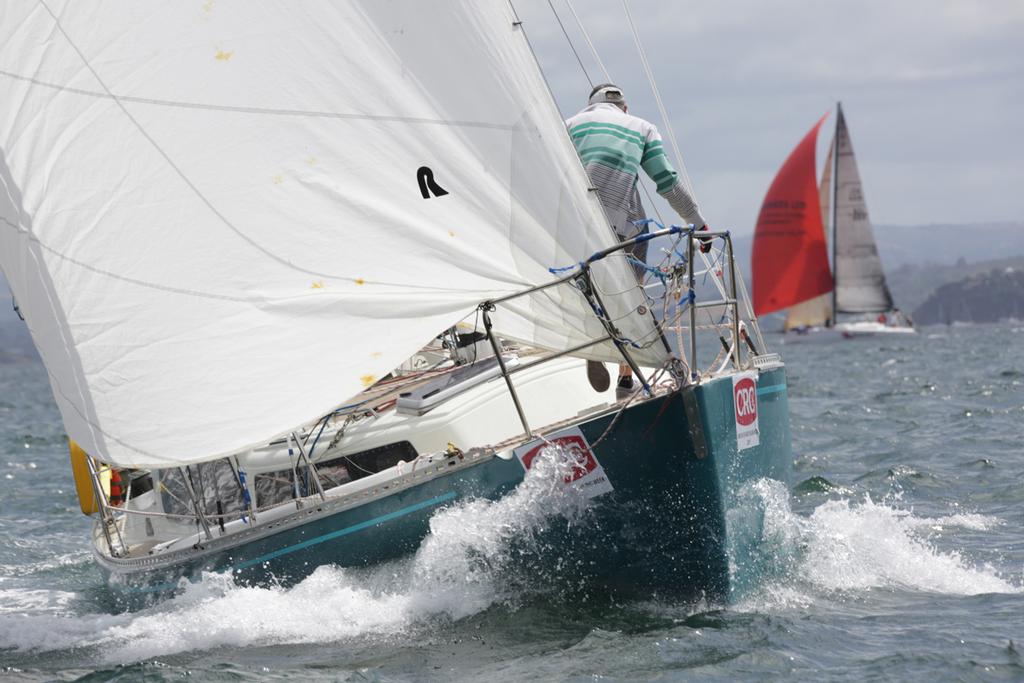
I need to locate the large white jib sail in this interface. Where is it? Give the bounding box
[0,2,664,468]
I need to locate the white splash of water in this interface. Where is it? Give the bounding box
[404,442,591,613]
[735,480,1020,610]
[0,443,591,663]
[798,497,1013,595]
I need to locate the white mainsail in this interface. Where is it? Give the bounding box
[832,105,894,313]
[0,2,664,468]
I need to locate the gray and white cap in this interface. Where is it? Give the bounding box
[588,83,626,107]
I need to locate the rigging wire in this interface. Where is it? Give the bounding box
[620,0,695,195]
[547,0,593,87]
[563,0,612,83]
[559,0,667,227]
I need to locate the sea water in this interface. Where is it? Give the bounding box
[0,322,1021,681]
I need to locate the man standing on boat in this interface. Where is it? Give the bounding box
[566,83,709,398]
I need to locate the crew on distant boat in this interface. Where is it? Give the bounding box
[566,83,709,397]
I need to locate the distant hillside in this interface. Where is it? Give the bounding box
[886,255,1024,314]
[914,267,1024,324]
[872,222,1024,269]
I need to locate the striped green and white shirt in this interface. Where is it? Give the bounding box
[566,103,706,240]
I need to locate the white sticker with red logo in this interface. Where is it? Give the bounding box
[732,372,760,451]
[513,426,614,499]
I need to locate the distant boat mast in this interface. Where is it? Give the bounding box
[829,101,841,328]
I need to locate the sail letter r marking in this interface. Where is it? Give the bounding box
[417,166,449,199]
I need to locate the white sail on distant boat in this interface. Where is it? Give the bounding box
[752,103,915,340]
[1,1,793,605]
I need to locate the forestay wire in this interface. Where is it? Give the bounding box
[563,0,612,83]
[546,0,593,88]
[619,0,695,196]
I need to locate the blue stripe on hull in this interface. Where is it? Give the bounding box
[234,492,456,570]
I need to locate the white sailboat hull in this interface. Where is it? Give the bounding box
[835,321,917,337]
[784,320,916,343]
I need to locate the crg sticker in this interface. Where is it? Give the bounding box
[514,426,613,499]
[733,372,760,451]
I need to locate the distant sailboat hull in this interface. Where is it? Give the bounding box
[784,321,917,343]
[834,320,917,337]
[95,368,792,607]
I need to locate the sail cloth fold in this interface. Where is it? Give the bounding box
[752,114,833,317]
[832,107,894,313]
[0,2,664,468]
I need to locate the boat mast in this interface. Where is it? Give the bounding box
[829,101,841,327]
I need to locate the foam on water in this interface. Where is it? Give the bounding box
[0,452,1018,666]
[799,498,1014,594]
[0,588,78,615]
[0,444,592,664]
[737,479,1020,611]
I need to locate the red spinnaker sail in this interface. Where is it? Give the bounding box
[752,113,834,316]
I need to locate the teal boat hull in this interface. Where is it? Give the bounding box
[96,367,791,605]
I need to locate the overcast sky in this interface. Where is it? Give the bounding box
[513,0,1024,235]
